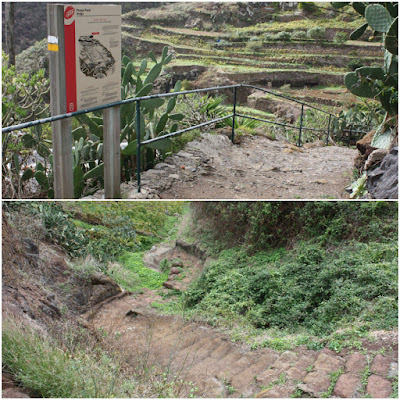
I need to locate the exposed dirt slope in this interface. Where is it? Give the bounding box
[86,133,357,199]
[2,213,122,397]
[87,292,397,398]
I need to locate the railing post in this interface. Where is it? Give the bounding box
[325,114,332,146]
[348,125,352,147]
[136,100,141,193]
[298,104,304,147]
[231,86,237,143]
[103,105,121,198]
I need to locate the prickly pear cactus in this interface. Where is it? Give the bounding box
[344,71,379,98]
[385,17,398,55]
[365,4,394,33]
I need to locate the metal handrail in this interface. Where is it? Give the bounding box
[1,84,239,134]
[3,83,368,196]
[3,83,343,134]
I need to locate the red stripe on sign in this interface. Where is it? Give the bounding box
[64,20,77,112]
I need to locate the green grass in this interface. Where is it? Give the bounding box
[2,318,196,398]
[116,252,168,291]
[2,319,131,398]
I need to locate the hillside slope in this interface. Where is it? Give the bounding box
[2,201,398,398]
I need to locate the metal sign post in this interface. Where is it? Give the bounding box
[47,4,74,199]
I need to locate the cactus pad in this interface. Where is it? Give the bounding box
[357,66,385,80]
[344,72,378,98]
[365,4,394,33]
[350,23,369,40]
[385,17,398,55]
[352,2,366,16]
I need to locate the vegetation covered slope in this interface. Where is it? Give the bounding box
[2,201,398,397]
[181,202,398,340]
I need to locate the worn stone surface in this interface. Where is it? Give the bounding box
[286,366,307,381]
[272,351,298,370]
[366,375,392,398]
[85,133,357,200]
[255,385,295,398]
[333,373,361,398]
[299,371,331,396]
[371,354,391,376]
[170,267,181,275]
[314,352,345,373]
[255,369,281,386]
[346,353,366,372]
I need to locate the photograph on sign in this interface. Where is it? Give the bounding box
[64,5,121,112]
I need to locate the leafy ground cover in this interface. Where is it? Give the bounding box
[151,202,398,353]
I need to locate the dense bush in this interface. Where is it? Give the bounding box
[191,202,397,252]
[334,32,348,44]
[291,30,308,40]
[307,27,326,41]
[246,40,263,52]
[275,31,291,41]
[185,239,398,335]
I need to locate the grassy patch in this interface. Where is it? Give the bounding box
[2,318,196,398]
[117,252,168,291]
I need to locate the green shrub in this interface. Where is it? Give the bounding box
[215,39,231,47]
[299,2,318,14]
[334,32,348,44]
[2,320,131,397]
[347,59,364,71]
[160,258,171,273]
[291,30,308,40]
[307,27,326,41]
[246,40,263,52]
[275,31,291,41]
[185,237,398,336]
[262,33,276,41]
[38,203,89,258]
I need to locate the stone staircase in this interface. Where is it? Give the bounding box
[87,293,397,398]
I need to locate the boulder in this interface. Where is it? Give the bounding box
[170,267,181,275]
[171,259,184,268]
[367,147,398,199]
[366,375,392,398]
[365,148,389,170]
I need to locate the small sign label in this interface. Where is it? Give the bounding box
[48,43,59,51]
[48,35,59,44]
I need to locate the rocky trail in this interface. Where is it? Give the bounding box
[86,133,357,200]
[87,292,398,398]
[86,241,398,398]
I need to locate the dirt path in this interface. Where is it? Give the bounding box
[86,292,397,398]
[86,134,357,200]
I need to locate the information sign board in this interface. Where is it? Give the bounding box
[63,4,121,112]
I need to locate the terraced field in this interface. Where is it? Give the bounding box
[120,2,383,113]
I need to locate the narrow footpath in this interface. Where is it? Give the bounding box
[86,133,357,200]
